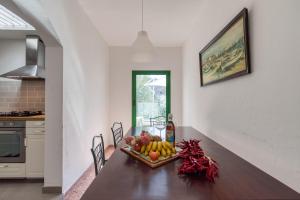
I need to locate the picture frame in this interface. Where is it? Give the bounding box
[199,8,251,86]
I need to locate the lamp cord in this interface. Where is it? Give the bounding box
[141,0,144,31]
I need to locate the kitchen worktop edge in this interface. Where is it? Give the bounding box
[0,115,45,121]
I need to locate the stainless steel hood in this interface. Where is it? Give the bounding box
[0,35,45,80]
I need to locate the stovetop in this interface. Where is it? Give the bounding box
[0,111,43,117]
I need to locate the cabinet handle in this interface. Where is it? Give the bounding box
[0,165,9,168]
[24,138,27,147]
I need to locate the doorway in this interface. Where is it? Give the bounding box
[132,71,171,127]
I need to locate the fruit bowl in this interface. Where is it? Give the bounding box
[123,144,180,164]
[121,131,180,168]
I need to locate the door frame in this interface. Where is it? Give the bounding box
[132,70,171,127]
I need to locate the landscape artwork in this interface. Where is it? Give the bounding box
[199,8,250,86]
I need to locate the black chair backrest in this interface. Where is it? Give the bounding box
[91,134,105,176]
[149,116,166,126]
[111,122,123,148]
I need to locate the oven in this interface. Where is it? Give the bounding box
[0,121,26,163]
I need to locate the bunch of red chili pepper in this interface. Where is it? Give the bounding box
[176,139,218,182]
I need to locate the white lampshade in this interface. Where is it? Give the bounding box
[131,31,155,63]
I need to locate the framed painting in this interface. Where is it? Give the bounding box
[199,8,251,86]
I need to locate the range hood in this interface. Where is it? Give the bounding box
[0,35,45,80]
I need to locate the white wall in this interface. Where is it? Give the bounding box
[109,47,182,142]
[41,0,110,193]
[0,39,25,81]
[44,46,63,188]
[182,0,300,192]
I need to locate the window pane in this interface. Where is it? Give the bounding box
[136,75,166,127]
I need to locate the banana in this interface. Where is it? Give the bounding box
[165,141,173,149]
[140,145,146,153]
[162,141,168,150]
[171,147,176,154]
[161,148,167,157]
[156,150,160,157]
[152,141,157,151]
[166,148,171,156]
[144,150,149,156]
[157,141,162,151]
[146,142,153,152]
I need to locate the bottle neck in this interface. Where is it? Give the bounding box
[168,114,173,122]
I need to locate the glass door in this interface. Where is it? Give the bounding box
[132,71,170,127]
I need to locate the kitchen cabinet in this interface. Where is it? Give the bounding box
[26,121,45,128]
[25,121,45,178]
[0,163,25,178]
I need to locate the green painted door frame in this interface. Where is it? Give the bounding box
[132,70,171,127]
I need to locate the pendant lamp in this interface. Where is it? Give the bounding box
[131,0,155,63]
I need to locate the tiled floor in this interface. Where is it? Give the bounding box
[0,182,62,200]
[64,146,115,200]
[0,146,115,200]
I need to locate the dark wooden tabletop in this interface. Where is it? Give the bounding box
[81,127,300,200]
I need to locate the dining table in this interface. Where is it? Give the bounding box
[81,126,300,200]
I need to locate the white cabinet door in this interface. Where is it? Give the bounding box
[26,128,45,135]
[26,134,44,178]
[0,163,26,178]
[26,121,45,128]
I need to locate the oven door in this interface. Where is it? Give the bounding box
[0,128,25,163]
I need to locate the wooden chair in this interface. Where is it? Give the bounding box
[91,134,106,176]
[149,116,166,127]
[111,122,123,148]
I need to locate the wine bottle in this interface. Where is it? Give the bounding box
[166,113,175,147]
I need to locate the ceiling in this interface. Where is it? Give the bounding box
[77,0,203,46]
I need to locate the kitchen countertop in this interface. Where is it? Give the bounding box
[0,115,45,121]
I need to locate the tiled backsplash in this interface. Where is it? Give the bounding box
[0,80,45,112]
